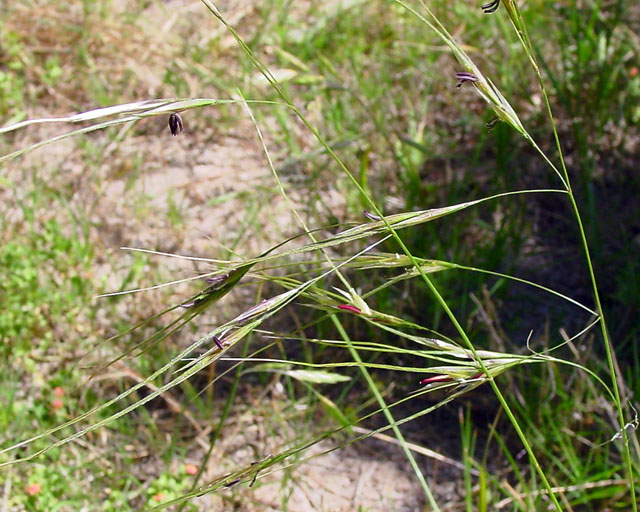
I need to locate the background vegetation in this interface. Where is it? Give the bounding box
[1,0,639,510]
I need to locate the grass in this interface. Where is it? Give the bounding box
[1,0,639,510]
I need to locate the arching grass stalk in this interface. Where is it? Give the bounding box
[240,93,441,510]
[490,0,640,504]
[176,336,252,512]
[330,317,441,510]
[500,0,638,507]
[409,0,636,506]
[198,1,561,509]
[404,0,569,508]
[0,98,281,164]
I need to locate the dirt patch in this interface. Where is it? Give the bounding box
[179,401,435,512]
[247,444,425,512]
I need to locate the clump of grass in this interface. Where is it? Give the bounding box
[1,0,638,510]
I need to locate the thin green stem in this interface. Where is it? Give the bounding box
[197,3,592,510]
[239,92,438,502]
[507,2,638,507]
[392,1,567,508]
[177,338,251,512]
[331,315,440,511]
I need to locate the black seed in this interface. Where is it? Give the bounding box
[169,113,184,136]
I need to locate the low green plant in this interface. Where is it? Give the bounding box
[145,472,196,510]
[0,217,92,358]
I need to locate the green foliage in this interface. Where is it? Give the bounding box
[537,0,637,142]
[0,27,26,119]
[145,472,196,510]
[0,218,92,358]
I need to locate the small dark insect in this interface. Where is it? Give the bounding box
[169,113,184,136]
[455,71,479,88]
[481,0,500,13]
